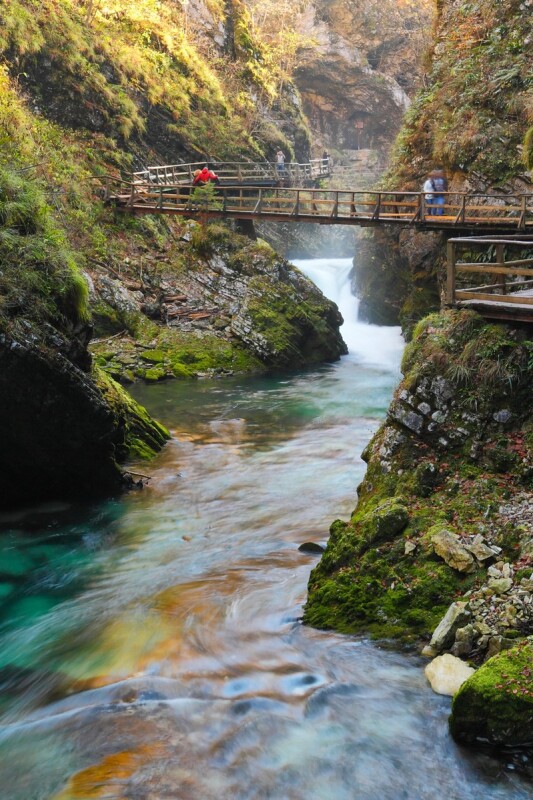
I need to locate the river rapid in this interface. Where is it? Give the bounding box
[0,258,530,799]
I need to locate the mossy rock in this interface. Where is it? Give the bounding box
[355,499,410,548]
[94,367,169,460]
[143,367,166,382]
[140,350,166,364]
[450,642,533,750]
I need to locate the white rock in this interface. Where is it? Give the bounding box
[424,654,475,696]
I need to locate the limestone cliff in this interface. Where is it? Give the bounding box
[295,0,434,161]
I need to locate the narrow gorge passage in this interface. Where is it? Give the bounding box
[0,260,529,799]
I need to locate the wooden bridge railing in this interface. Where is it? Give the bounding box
[132,158,331,186]
[103,179,533,231]
[447,235,533,313]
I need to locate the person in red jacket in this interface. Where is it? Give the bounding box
[193,166,220,185]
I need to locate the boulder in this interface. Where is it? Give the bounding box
[299,542,325,554]
[430,527,476,573]
[430,601,471,652]
[425,654,475,696]
[450,643,533,749]
[357,499,409,547]
[466,534,496,563]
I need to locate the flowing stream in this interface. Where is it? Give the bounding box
[0,258,530,799]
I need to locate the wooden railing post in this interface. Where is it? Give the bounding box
[420,192,426,222]
[331,191,339,218]
[129,183,135,208]
[496,243,506,295]
[372,193,382,221]
[295,190,300,216]
[519,194,527,231]
[446,240,456,305]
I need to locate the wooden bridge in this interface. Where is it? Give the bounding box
[105,179,533,233]
[447,235,533,322]
[133,158,332,187]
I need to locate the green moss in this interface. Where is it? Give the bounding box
[140,350,166,364]
[0,166,89,333]
[450,642,533,748]
[143,367,166,382]
[93,366,169,460]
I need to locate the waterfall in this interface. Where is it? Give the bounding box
[293,257,404,372]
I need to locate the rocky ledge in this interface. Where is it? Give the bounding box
[89,222,347,382]
[304,309,533,762]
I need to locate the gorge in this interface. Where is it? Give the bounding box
[1,0,533,795]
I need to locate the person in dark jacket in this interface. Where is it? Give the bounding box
[431,168,448,216]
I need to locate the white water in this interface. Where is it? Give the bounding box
[293,257,405,371]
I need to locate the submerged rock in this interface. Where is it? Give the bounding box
[299,542,326,554]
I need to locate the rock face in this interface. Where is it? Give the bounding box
[0,327,169,508]
[295,0,434,156]
[352,0,532,332]
[305,310,533,650]
[91,226,347,382]
[425,654,475,697]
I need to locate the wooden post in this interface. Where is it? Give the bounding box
[420,192,426,222]
[350,192,357,217]
[519,194,527,231]
[372,193,382,221]
[295,190,300,216]
[459,195,466,224]
[129,182,135,208]
[446,240,456,305]
[158,187,163,209]
[496,243,506,296]
[331,191,339,218]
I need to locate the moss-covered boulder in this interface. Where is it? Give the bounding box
[305,310,533,647]
[450,642,533,751]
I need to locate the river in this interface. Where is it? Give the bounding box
[0,258,530,799]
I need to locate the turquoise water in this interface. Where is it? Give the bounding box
[0,260,530,799]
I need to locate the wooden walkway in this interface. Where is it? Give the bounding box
[133,159,332,187]
[447,235,533,321]
[105,180,533,232]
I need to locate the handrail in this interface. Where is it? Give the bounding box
[447,236,533,311]
[132,158,332,187]
[101,177,533,233]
